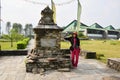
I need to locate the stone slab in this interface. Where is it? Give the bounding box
[103,76,120,80]
[58,68,70,72]
[41,38,56,47]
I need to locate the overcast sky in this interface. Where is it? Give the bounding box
[1,0,120,33]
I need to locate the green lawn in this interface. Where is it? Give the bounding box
[0,42,17,50]
[61,40,120,63]
[1,40,120,63]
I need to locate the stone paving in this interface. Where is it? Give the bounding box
[0,39,120,80]
[25,39,35,51]
[0,56,120,80]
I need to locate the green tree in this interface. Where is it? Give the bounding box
[24,24,33,38]
[117,28,120,31]
[78,32,84,37]
[78,32,88,38]
[10,29,25,41]
[6,22,11,34]
[2,29,25,47]
[13,23,23,34]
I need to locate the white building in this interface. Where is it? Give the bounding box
[63,20,120,39]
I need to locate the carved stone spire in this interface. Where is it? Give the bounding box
[38,6,55,25]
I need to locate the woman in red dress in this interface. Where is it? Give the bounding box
[64,32,80,68]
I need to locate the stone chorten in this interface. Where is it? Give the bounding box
[26,6,71,74]
[38,6,55,25]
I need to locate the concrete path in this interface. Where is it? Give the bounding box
[0,39,120,80]
[0,56,120,80]
[25,39,35,52]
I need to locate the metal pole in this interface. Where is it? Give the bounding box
[0,0,1,36]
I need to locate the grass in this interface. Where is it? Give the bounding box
[0,42,17,50]
[61,40,120,63]
[1,40,120,63]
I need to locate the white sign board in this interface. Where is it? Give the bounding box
[40,39,56,47]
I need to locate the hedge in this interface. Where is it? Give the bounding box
[17,38,30,49]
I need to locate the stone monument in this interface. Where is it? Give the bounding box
[26,6,71,74]
[38,6,54,25]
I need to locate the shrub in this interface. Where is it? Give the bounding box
[110,42,117,45]
[97,54,104,60]
[78,32,88,39]
[78,32,84,37]
[110,41,120,45]
[17,41,26,49]
[17,38,30,49]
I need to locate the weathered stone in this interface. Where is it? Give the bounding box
[38,59,49,63]
[47,58,57,61]
[32,67,38,74]
[26,63,34,72]
[85,51,97,59]
[25,6,71,74]
[103,76,120,80]
[27,59,34,63]
[58,68,70,72]
[107,58,120,71]
[38,68,45,74]
[40,39,56,47]
[38,6,55,25]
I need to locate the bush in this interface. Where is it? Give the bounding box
[17,41,26,49]
[17,38,30,49]
[97,54,104,60]
[110,42,117,45]
[78,32,84,37]
[78,32,88,39]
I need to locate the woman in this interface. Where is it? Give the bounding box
[64,32,80,68]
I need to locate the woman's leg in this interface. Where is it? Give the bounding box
[71,50,75,67]
[74,48,80,67]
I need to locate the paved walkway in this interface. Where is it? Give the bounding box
[0,56,120,80]
[25,39,35,52]
[0,39,120,80]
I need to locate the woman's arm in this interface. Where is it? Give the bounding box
[78,38,80,47]
[64,37,71,41]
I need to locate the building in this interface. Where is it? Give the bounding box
[63,20,120,39]
[105,25,120,39]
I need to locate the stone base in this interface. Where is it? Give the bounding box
[26,59,71,73]
[26,49,71,73]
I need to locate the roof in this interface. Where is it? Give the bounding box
[63,20,88,32]
[63,20,119,32]
[86,28,105,31]
[90,23,103,29]
[105,25,115,30]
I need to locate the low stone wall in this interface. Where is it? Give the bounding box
[107,58,120,72]
[0,50,28,56]
[81,50,97,59]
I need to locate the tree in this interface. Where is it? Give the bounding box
[24,24,33,38]
[6,22,11,34]
[10,29,25,41]
[117,28,120,31]
[2,29,25,47]
[78,32,88,38]
[13,23,23,34]
[78,32,84,37]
